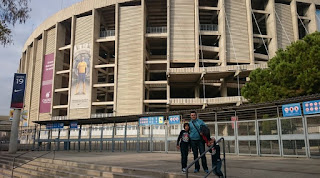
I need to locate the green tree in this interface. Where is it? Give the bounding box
[242,32,320,103]
[0,0,31,46]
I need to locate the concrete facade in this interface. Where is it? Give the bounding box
[18,0,320,125]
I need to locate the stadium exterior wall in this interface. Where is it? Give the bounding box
[18,0,320,126]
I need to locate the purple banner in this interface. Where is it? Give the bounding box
[39,53,54,113]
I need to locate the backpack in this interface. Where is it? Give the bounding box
[200,125,210,144]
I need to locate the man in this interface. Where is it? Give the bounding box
[75,56,87,95]
[189,111,208,173]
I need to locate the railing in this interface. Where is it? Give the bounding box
[100,30,115,37]
[52,116,68,120]
[146,26,167,33]
[91,113,114,118]
[11,142,56,177]
[185,137,226,178]
[200,24,218,31]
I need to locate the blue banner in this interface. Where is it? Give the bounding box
[282,103,302,117]
[10,73,27,109]
[139,116,164,126]
[70,121,78,129]
[303,100,320,115]
[168,115,180,124]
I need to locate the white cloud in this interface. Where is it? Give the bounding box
[0,0,82,115]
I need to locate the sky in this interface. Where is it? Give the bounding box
[0,0,82,116]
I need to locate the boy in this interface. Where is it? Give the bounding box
[176,123,191,173]
[208,137,223,177]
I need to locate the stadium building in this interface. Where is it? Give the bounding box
[17,0,320,126]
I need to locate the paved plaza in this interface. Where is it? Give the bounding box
[38,151,320,178]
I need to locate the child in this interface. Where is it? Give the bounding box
[176,123,191,173]
[208,137,224,177]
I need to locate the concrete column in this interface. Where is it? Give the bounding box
[291,0,299,41]
[245,0,255,65]
[307,3,317,33]
[195,86,200,98]
[166,0,171,108]
[142,0,147,114]
[114,3,119,116]
[195,0,200,69]
[266,0,278,58]
[220,78,227,97]
[67,16,76,118]
[8,109,22,154]
[219,0,227,66]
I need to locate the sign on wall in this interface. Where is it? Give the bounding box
[303,100,320,115]
[10,73,26,109]
[70,44,91,109]
[39,53,54,113]
[168,115,180,124]
[282,103,302,117]
[46,122,64,129]
[139,116,164,126]
[70,121,78,129]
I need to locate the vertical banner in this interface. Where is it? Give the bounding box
[10,73,26,108]
[70,44,91,109]
[39,53,54,113]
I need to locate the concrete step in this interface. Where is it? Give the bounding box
[0,167,33,178]
[0,152,203,178]
[36,158,202,178]
[19,162,93,178]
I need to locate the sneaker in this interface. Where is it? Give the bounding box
[182,168,186,173]
[194,169,199,173]
[204,169,209,174]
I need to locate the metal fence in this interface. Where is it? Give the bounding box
[15,105,320,158]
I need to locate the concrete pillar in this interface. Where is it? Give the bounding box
[67,16,76,118]
[114,3,119,116]
[307,3,317,33]
[195,0,200,69]
[9,109,22,154]
[291,0,299,41]
[266,0,278,58]
[219,0,227,66]
[220,78,227,97]
[245,0,255,65]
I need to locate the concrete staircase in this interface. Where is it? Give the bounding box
[0,152,201,178]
